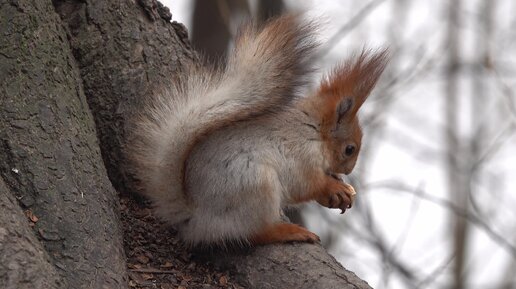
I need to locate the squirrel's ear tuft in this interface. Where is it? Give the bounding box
[315,49,388,134]
[320,48,389,117]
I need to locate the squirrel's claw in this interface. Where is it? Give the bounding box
[316,173,357,213]
[327,172,356,208]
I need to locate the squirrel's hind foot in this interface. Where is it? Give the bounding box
[250,223,320,246]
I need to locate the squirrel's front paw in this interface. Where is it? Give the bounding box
[316,180,356,214]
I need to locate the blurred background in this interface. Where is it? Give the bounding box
[160,1,516,288]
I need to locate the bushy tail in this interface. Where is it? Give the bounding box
[126,14,318,224]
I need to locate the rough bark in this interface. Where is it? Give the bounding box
[0,179,63,289]
[200,243,372,289]
[0,0,127,288]
[53,0,196,194]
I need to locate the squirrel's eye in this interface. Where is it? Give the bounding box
[344,144,356,157]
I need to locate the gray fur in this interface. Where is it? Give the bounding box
[184,107,327,245]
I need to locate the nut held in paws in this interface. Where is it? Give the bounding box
[348,185,357,207]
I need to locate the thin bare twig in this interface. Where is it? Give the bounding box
[414,253,456,289]
[367,181,516,257]
[316,0,388,57]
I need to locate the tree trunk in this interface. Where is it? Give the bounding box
[1,0,373,288]
[0,0,127,288]
[0,179,63,289]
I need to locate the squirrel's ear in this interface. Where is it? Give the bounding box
[317,49,388,133]
[320,49,389,121]
[336,97,353,124]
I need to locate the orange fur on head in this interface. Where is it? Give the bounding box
[307,49,388,174]
[317,49,389,133]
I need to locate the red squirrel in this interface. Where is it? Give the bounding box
[126,14,388,246]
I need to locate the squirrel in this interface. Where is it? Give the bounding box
[126,14,388,246]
